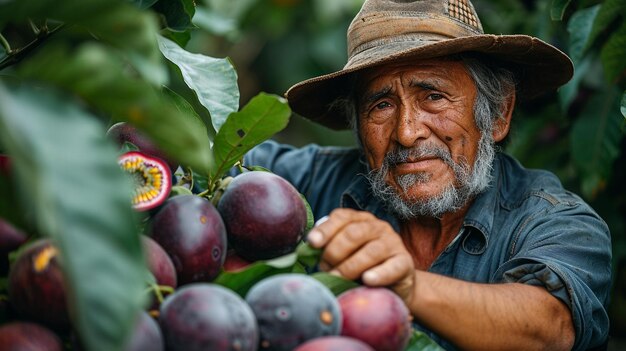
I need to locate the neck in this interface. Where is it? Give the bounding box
[399,204,469,270]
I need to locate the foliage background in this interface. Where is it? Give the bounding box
[0,0,624,349]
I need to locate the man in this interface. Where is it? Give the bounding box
[240,0,612,349]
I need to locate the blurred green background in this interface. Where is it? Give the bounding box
[187,0,626,341]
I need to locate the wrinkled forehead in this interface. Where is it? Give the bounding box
[353,56,476,98]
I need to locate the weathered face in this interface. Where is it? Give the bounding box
[356,58,482,206]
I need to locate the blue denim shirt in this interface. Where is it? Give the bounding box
[239,140,612,351]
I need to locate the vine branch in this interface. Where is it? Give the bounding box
[0,23,64,71]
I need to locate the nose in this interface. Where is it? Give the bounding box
[394,104,430,147]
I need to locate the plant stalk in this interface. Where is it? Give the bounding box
[0,33,11,54]
[0,23,64,71]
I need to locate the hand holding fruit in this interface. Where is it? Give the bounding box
[307,208,416,306]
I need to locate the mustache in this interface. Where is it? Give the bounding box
[383,144,455,168]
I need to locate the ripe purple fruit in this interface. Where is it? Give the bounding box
[8,239,69,330]
[0,217,28,275]
[72,311,164,351]
[106,122,177,172]
[245,273,341,351]
[159,283,259,351]
[0,322,63,351]
[142,236,177,289]
[294,336,375,351]
[0,217,27,252]
[222,249,252,273]
[338,287,412,351]
[125,311,165,351]
[148,195,227,285]
[118,151,172,212]
[217,171,307,261]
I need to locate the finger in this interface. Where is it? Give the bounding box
[361,254,414,287]
[306,209,369,248]
[328,239,389,280]
[321,220,385,267]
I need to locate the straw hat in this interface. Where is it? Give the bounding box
[285,0,574,130]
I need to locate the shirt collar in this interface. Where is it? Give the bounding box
[460,154,504,253]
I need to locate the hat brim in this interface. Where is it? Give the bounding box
[285,34,573,130]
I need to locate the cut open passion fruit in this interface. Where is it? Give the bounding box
[119,151,172,211]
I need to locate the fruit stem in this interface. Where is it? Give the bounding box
[146,283,175,304]
[236,161,245,173]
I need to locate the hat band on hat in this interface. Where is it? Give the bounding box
[348,13,483,61]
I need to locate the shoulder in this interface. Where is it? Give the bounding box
[495,153,590,211]
[242,139,364,189]
[245,140,360,165]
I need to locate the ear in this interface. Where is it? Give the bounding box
[492,90,515,143]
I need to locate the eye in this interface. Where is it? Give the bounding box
[427,93,444,101]
[375,101,392,109]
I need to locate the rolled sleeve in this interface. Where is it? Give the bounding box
[492,202,612,351]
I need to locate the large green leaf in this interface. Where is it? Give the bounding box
[157,35,239,132]
[311,272,359,296]
[0,83,146,351]
[210,92,290,180]
[566,5,601,64]
[0,0,166,86]
[571,87,625,198]
[600,21,626,84]
[17,42,213,173]
[551,0,572,20]
[162,86,211,145]
[192,6,239,37]
[559,55,593,110]
[79,1,167,86]
[213,252,300,297]
[152,0,197,32]
[585,0,626,52]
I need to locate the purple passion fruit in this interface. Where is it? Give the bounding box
[118,151,172,212]
[106,122,177,172]
[0,217,28,275]
[222,249,253,273]
[124,311,165,351]
[142,236,177,289]
[0,217,28,253]
[245,273,341,351]
[0,322,63,351]
[148,195,227,285]
[338,287,412,351]
[159,283,259,351]
[294,336,375,351]
[217,171,307,261]
[8,239,69,330]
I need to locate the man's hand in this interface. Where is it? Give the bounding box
[306,208,416,304]
[306,209,575,351]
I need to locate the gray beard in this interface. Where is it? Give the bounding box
[366,134,495,219]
